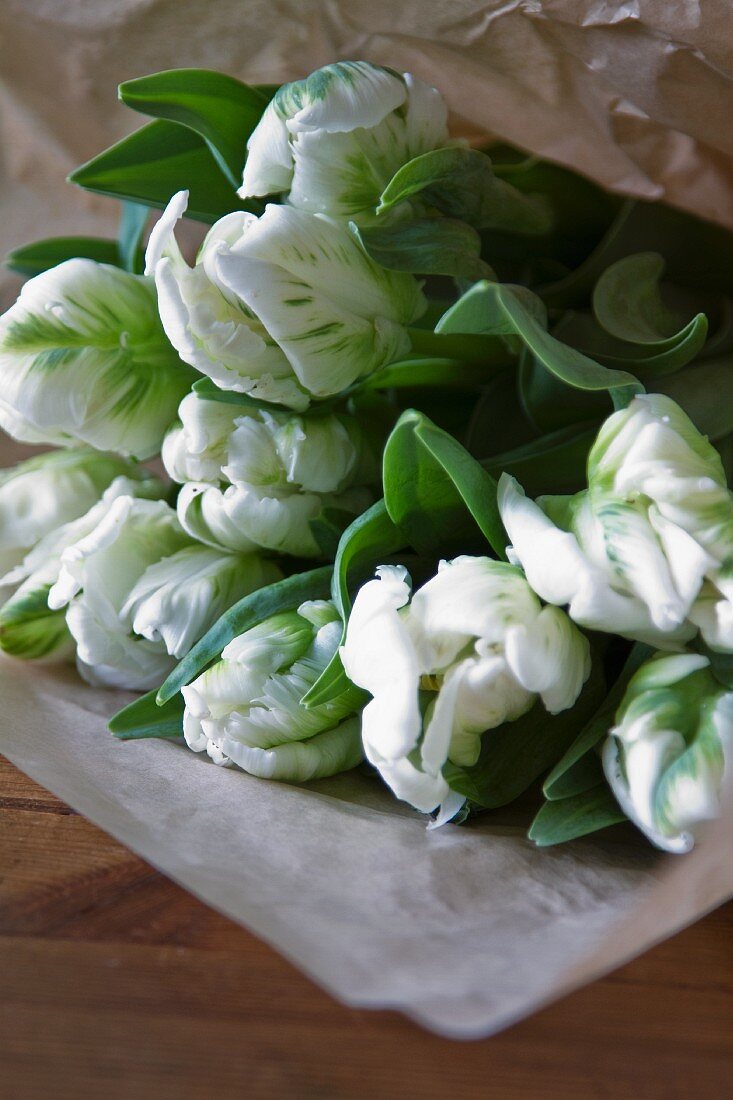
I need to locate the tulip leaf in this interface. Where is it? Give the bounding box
[444,659,607,809]
[109,689,184,740]
[594,252,692,344]
[543,643,653,800]
[383,409,506,559]
[69,119,263,223]
[549,308,708,379]
[438,281,644,403]
[119,69,275,187]
[358,357,510,393]
[353,217,492,279]
[482,422,597,497]
[301,500,406,709]
[378,147,553,235]
[157,566,333,704]
[118,201,149,274]
[528,785,627,847]
[5,236,123,277]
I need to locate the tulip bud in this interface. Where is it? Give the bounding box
[146,191,425,405]
[163,391,377,557]
[0,259,196,458]
[341,558,591,819]
[47,495,282,690]
[182,600,364,781]
[603,652,733,852]
[0,447,149,582]
[239,61,450,221]
[499,394,733,651]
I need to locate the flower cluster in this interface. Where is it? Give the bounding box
[0,58,731,856]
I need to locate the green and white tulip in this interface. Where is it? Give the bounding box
[239,61,450,221]
[499,394,733,650]
[182,599,364,781]
[0,447,148,583]
[47,494,281,689]
[0,259,196,458]
[0,473,166,661]
[163,391,377,557]
[146,191,425,406]
[341,558,591,822]
[604,652,733,853]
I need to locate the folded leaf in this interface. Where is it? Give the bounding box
[354,217,491,279]
[69,119,262,223]
[378,147,552,235]
[439,281,644,401]
[529,785,627,847]
[119,69,274,186]
[383,409,506,559]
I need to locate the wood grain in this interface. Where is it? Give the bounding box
[0,754,730,1099]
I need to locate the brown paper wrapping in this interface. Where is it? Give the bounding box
[0,1,731,1037]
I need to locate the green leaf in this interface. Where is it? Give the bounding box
[359,357,511,393]
[109,689,184,740]
[301,500,405,708]
[378,147,553,234]
[382,410,506,559]
[157,566,333,704]
[444,658,607,808]
[439,281,644,400]
[482,422,596,496]
[5,237,122,277]
[518,345,611,434]
[543,643,653,800]
[594,252,691,344]
[529,785,627,847]
[119,68,274,187]
[550,308,708,379]
[354,217,492,279]
[69,118,262,224]
[118,201,149,274]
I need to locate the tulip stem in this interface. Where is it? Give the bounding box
[407,328,514,368]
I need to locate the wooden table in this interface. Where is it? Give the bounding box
[0,755,730,1099]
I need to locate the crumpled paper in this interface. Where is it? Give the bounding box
[0,0,732,1038]
[3,0,733,285]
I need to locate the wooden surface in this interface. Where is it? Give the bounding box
[0,755,730,1099]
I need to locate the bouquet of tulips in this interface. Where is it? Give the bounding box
[1,61,732,855]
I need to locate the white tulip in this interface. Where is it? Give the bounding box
[182,599,363,781]
[48,495,281,690]
[0,259,196,458]
[0,473,166,661]
[499,394,733,650]
[240,61,450,220]
[341,558,591,820]
[0,447,148,582]
[163,391,377,557]
[603,652,733,852]
[146,192,425,405]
